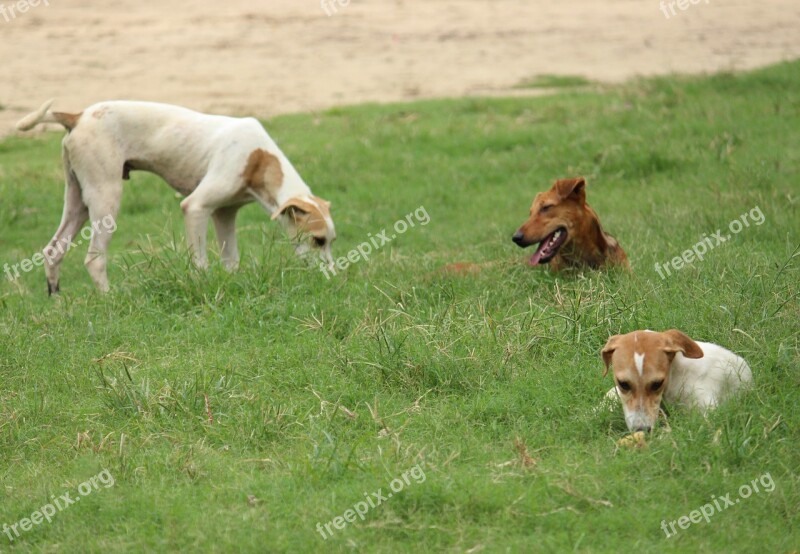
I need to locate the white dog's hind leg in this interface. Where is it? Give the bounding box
[82,181,122,293]
[44,150,89,294]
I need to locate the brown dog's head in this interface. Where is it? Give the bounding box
[601,330,705,432]
[511,177,587,266]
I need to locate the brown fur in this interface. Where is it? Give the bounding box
[271,197,331,239]
[438,262,488,274]
[52,111,82,131]
[513,177,629,271]
[242,149,284,205]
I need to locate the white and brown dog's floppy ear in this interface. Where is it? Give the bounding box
[601,334,621,377]
[662,329,704,359]
[554,177,587,203]
[271,198,311,221]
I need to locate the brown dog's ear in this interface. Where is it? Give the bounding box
[554,177,587,203]
[662,329,704,359]
[600,335,620,377]
[271,198,311,221]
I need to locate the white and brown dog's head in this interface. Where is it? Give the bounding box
[601,330,704,432]
[272,196,336,268]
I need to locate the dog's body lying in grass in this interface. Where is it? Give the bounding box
[512,177,628,271]
[601,329,753,432]
[16,99,336,294]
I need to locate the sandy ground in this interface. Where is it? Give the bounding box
[1,0,799,135]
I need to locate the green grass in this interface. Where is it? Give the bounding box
[514,74,593,89]
[0,62,799,553]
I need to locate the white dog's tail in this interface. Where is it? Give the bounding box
[16,99,82,132]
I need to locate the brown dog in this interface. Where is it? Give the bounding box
[512,177,628,270]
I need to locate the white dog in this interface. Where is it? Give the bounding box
[17,99,336,293]
[601,329,753,432]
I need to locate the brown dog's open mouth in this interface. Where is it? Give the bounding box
[529,227,567,265]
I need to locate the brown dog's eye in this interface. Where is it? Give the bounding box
[618,381,631,392]
[650,380,664,392]
[539,205,553,214]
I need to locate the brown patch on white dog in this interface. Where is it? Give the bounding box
[272,196,331,240]
[242,148,284,205]
[52,111,82,131]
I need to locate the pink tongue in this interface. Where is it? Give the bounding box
[529,243,548,266]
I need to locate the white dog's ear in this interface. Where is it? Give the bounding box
[271,198,311,221]
[662,329,704,359]
[600,335,621,377]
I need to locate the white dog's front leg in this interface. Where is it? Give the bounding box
[598,386,621,414]
[212,206,240,270]
[180,198,211,269]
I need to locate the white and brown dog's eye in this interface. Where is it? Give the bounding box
[618,380,632,392]
[650,380,664,392]
[313,237,326,247]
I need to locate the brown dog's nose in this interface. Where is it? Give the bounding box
[512,231,525,245]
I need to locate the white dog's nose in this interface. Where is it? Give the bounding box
[320,249,335,271]
[625,411,654,433]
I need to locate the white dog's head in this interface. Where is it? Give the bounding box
[601,330,704,432]
[272,196,336,268]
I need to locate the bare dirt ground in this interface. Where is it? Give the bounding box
[1,0,799,135]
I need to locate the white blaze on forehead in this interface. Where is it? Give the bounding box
[634,352,645,377]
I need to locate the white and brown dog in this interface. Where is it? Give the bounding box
[16,99,336,293]
[601,330,752,432]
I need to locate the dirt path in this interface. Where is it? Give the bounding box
[1,0,798,135]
